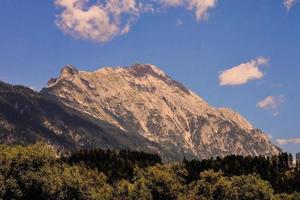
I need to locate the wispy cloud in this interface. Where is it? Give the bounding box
[283,0,297,10]
[160,0,217,21]
[160,0,183,7]
[276,137,300,145]
[55,0,217,42]
[257,95,285,116]
[219,57,268,86]
[257,96,285,110]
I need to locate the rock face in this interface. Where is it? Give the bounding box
[0,81,159,154]
[40,64,281,160]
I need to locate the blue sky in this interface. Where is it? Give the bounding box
[0,0,299,154]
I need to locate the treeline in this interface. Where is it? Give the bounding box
[184,153,300,194]
[0,143,299,200]
[65,148,162,182]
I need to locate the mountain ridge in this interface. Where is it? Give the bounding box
[0,80,165,155]
[40,63,281,159]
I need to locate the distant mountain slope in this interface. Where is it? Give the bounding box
[0,81,163,155]
[40,64,281,159]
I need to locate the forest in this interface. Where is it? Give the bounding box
[0,143,299,200]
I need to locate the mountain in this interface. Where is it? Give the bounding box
[37,64,281,160]
[0,81,162,154]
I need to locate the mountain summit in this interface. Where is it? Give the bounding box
[40,64,280,160]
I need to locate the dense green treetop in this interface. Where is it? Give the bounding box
[0,143,299,200]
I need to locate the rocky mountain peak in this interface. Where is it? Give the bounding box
[124,64,191,95]
[46,65,79,87]
[128,64,167,78]
[60,65,79,79]
[41,64,281,160]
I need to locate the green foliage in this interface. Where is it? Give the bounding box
[134,164,187,200]
[112,179,152,200]
[0,143,112,200]
[65,149,162,183]
[0,143,299,200]
[0,142,56,199]
[183,170,233,200]
[230,174,274,200]
[274,192,300,200]
[182,171,275,200]
[184,153,300,194]
[37,164,112,200]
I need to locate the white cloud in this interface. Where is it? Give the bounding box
[160,0,217,21]
[188,0,217,21]
[55,0,141,43]
[219,57,268,86]
[283,0,297,10]
[276,137,300,145]
[257,96,285,110]
[55,0,218,42]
